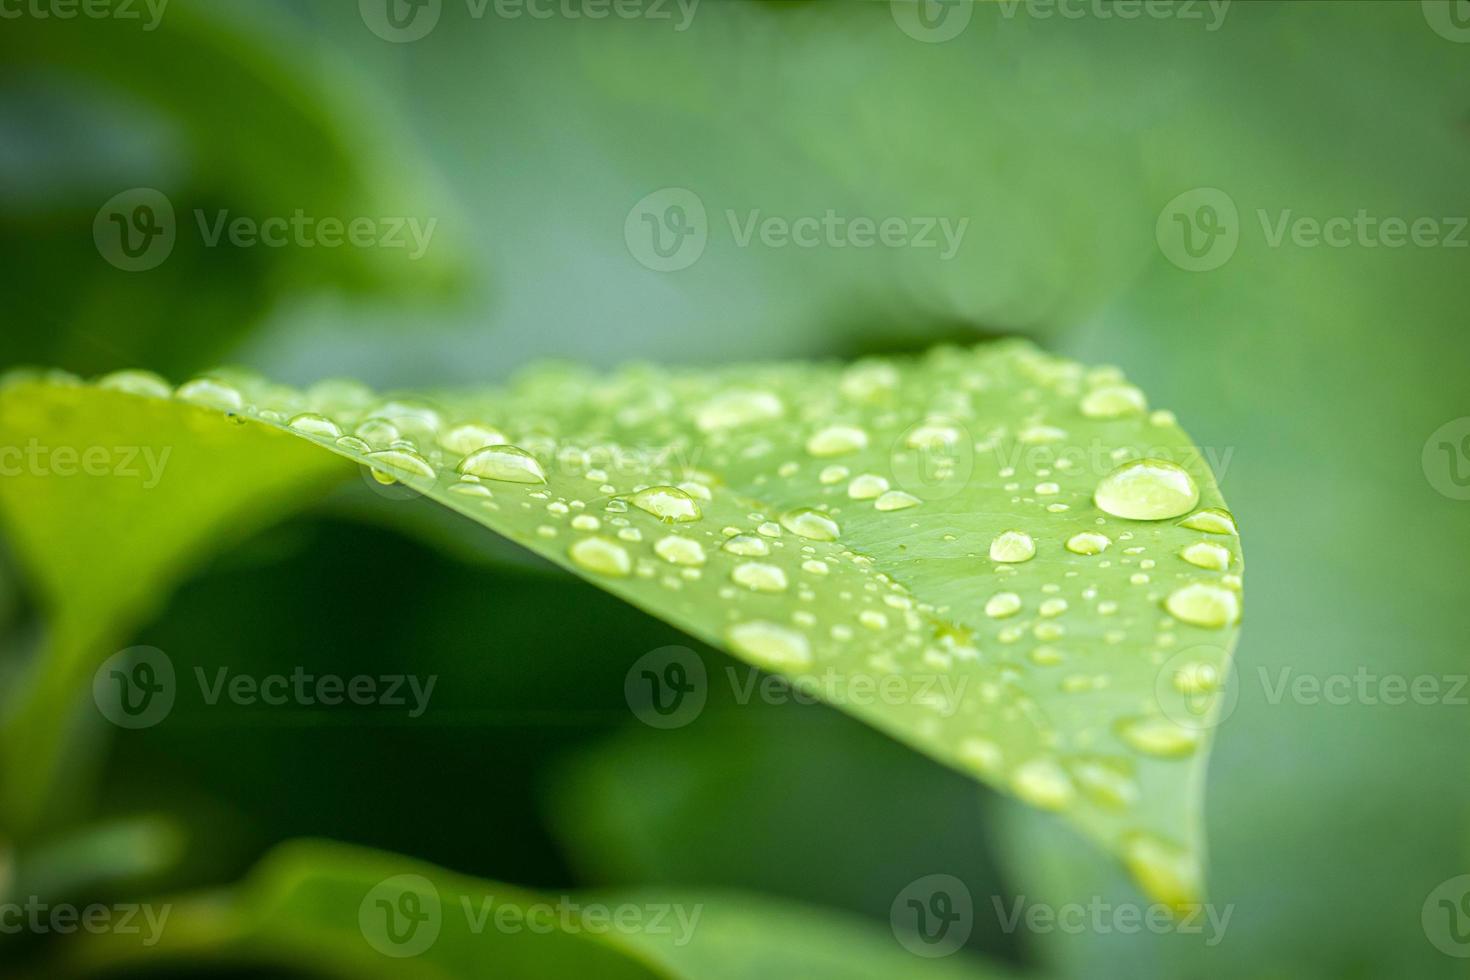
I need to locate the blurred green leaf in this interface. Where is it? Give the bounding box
[46,838,1015,979]
[0,341,1241,901]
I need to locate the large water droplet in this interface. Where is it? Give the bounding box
[780,508,840,541]
[805,425,869,457]
[459,445,547,484]
[364,448,436,480]
[654,535,706,566]
[441,422,509,455]
[985,592,1023,618]
[847,474,889,500]
[1164,583,1240,628]
[630,486,702,523]
[722,534,770,557]
[175,378,243,412]
[1080,384,1147,418]
[726,620,812,670]
[288,413,343,439]
[989,530,1036,563]
[874,490,921,512]
[695,390,784,432]
[569,536,631,577]
[1116,716,1199,757]
[732,562,789,592]
[1122,833,1199,909]
[1065,531,1111,555]
[1179,541,1232,571]
[98,370,171,399]
[1010,758,1075,811]
[1094,459,1199,521]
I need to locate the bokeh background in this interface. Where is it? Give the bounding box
[2,1,1469,977]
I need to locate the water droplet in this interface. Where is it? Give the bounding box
[630,486,702,523]
[1180,541,1231,570]
[874,490,921,512]
[801,559,829,575]
[1035,482,1060,495]
[723,535,770,556]
[364,448,435,480]
[840,361,899,401]
[175,378,243,412]
[859,610,888,630]
[98,370,171,399]
[288,413,343,438]
[1065,531,1111,555]
[989,530,1036,563]
[732,562,788,592]
[441,422,509,455]
[1080,384,1147,418]
[1180,507,1237,535]
[906,422,961,449]
[780,508,840,541]
[985,592,1023,618]
[695,389,784,432]
[1116,716,1199,757]
[459,445,547,484]
[819,465,850,485]
[1039,598,1068,617]
[1094,459,1199,521]
[806,425,869,457]
[1122,833,1199,908]
[354,418,401,449]
[1011,758,1075,810]
[654,535,706,566]
[1018,424,1067,445]
[847,474,890,500]
[572,514,600,532]
[1164,583,1240,628]
[1069,757,1139,809]
[959,738,1003,775]
[726,620,812,670]
[569,536,631,577]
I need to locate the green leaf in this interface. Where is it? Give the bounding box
[42,839,1015,979]
[0,341,1242,901]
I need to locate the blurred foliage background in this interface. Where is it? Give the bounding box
[1,0,1469,976]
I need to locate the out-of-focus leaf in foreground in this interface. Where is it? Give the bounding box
[0,342,1242,901]
[46,839,1014,980]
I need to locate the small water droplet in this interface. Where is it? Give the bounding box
[175,378,243,412]
[1094,459,1199,521]
[723,534,770,556]
[1180,541,1231,570]
[364,448,435,480]
[288,413,343,439]
[695,389,784,432]
[98,370,172,399]
[1011,758,1075,810]
[1116,716,1199,757]
[1179,507,1237,535]
[985,592,1023,618]
[1122,833,1199,908]
[874,490,921,512]
[847,474,890,500]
